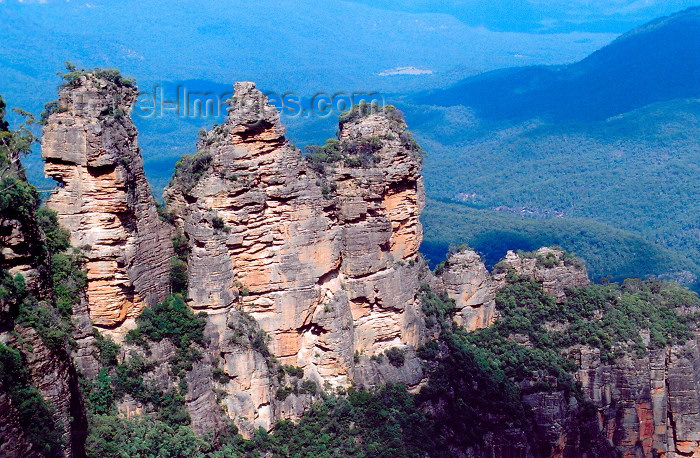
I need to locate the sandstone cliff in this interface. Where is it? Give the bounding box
[438,249,496,331]
[494,247,590,302]
[0,386,39,458]
[6,326,87,458]
[437,248,700,457]
[10,74,697,457]
[161,82,428,434]
[438,247,589,332]
[1,140,86,456]
[42,73,174,336]
[505,334,700,458]
[0,148,46,311]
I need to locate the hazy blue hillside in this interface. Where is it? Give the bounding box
[0,0,616,116]
[421,199,700,288]
[2,2,698,287]
[410,7,700,288]
[418,7,700,122]
[415,97,700,286]
[348,0,700,33]
[0,0,620,193]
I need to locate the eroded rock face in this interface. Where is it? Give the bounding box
[573,342,700,457]
[505,339,700,458]
[0,218,40,285]
[0,150,47,329]
[32,76,700,456]
[0,156,87,457]
[42,74,173,335]
[438,249,496,331]
[437,248,589,333]
[7,326,88,458]
[333,110,426,363]
[0,387,39,458]
[496,248,590,302]
[163,83,427,432]
[436,248,700,457]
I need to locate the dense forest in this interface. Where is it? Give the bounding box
[408,8,700,289]
[83,271,700,457]
[2,52,700,453]
[0,2,699,456]
[421,198,700,288]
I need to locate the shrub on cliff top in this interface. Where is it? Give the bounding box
[536,251,559,268]
[338,102,404,129]
[169,150,213,193]
[305,136,383,174]
[59,62,135,89]
[39,101,68,124]
[305,139,343,174]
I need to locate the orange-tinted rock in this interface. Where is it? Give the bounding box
[163,83,427,433]
[42,74,173,335]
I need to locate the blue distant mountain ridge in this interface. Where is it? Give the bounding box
[417,7,700,122]
[408,7,700,289]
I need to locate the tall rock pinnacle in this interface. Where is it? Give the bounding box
[162,83,428,432]
[42,72,174,335]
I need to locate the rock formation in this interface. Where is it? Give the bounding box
[161,82,428,434]
[0,144,86,457]
[5,326,87,458]
[439,247,700,457]
[0,387,39,458]
[1,74,695,457]
[438,247,589,332]
[574,344,700,457]
[42,73,173,336]
[438,249,497,331]
[0,148,46,308]
[495,247,590,302]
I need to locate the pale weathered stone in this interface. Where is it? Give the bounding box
[163,83,428,433]
[42,74,174,336]
[438,249,497,331]
[494,248,590,302]
[435,247,700,457]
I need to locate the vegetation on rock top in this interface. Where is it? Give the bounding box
[59,62,136,90]
[168,150,213,194]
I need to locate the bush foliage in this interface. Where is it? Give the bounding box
[0,343,62,454]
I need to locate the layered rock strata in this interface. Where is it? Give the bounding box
[6,326,87,458]
[42,74,173,335]
[0,385,39,458]
[575,344,700,457]
[440,248,700,457]
[496,247,590,302]
[438,249,497,331]
[438,247,590,332]
[162,83,427,432]
[32,76,700,456]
